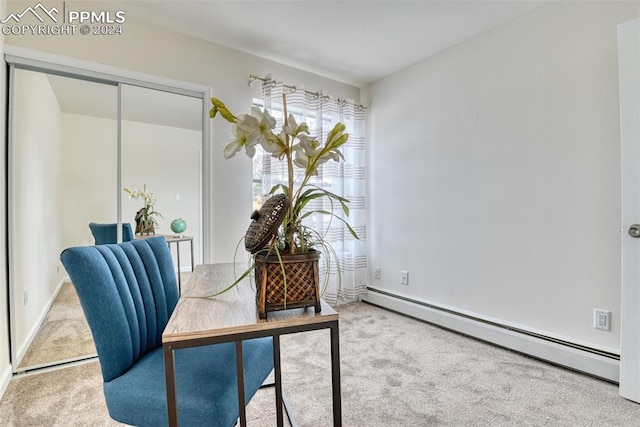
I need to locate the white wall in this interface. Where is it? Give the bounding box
[11,69,63,359]
[59,113,118,249]
[365,1,640,352]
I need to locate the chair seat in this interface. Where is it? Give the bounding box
[104,338,274,427]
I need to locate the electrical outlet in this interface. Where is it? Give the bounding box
[401,270,409,285]
[374,267,380,280]
[594,309,611,331]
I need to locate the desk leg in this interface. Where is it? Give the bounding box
[164,344,179,427]
[235,341,247,427]
[176,242,182,294]
[189,239,194,271]
[273,335,284,427]
[330,322,342,426]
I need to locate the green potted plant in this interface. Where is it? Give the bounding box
[210,96,358,317]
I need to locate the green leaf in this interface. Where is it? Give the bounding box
[294,192,325,216]
[307,184,350,203]
[299,209,360,240]
[306,185,351,216]
[268,184,289,197]
[274,245,288,309]
[199,263,254,298]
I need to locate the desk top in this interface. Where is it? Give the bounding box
[162,263,338,344]
[135,233,193,243]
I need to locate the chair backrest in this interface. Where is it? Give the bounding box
[89,222,134,245]
[60,237,179,382]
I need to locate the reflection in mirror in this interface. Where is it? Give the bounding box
[10,68,117,371]
[9,70,205,374]
[8,66,204,372]
[121,84,203,274]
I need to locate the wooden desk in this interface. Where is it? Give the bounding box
[162,264,341,427]
[135,234,194,292]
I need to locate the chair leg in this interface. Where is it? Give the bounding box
[281,388,297,427]
[258,381,298,427]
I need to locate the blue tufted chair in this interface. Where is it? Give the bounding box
[88,222,135,245]
[60,237,274,426]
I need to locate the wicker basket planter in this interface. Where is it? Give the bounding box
[254,250,321,319]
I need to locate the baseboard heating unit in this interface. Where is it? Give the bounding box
[364,286,620,383]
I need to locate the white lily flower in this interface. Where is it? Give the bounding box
[297,121,309,135]
[261,137,285,157]
[267,131,288,154]
[328,149,344,162]
[224,125,259,159]
[285,113,306,137]
[296,138,322,165]
[260,138,278,153]
[316,154,332,166]
[249,107,276,146]
[253,107,277,132]
[223,139,243,159]
[293,150,311,169]
[236,113,260,136]
[235,108,279,148]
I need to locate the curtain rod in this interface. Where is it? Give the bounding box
[248,74,367,111]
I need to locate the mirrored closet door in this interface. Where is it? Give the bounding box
[7,63,206,374]
[9,68,118,372]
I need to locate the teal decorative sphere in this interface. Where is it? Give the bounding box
[170,218,187,234]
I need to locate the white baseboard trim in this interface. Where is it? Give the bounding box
[364,288,619,383]
[0,363,12,401]
[16,279,67,364]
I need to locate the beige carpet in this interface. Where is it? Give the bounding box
[2,301,640,426]
[19,283,96,369]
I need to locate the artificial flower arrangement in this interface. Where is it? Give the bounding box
[210,96,358,307]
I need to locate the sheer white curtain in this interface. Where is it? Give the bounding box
[260,80,367,305]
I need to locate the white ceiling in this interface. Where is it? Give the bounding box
[46,74,203,130]
[42,0,549,128]
[120,0,546,87]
